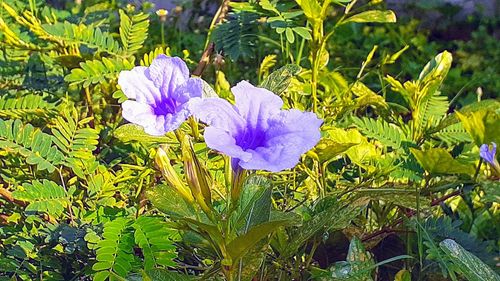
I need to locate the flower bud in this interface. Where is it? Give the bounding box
[155,146,194,204]
[181,135,212,214]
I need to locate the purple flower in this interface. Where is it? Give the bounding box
[190,81,322,172]
[118,55,202,136]
[480,142,497,165]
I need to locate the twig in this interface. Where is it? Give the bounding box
[192,0,231,77]
[0,186,27,207]
[361,190,462,242]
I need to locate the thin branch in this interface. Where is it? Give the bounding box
[361,190,462,242]
[192,0,231,77]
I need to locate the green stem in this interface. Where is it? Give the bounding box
[296,36,306,66]
[160,23,165,46]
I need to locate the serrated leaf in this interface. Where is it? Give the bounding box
[261,64,301,95]
[440,239,500,281]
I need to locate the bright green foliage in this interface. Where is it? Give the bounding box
[260,64,301,95]
[119,10,150,56]
[132,216,178,269]
[0,118,64,172]
[93,217,178,280]
[51,109,99,160]
[352,116,408,149]
[411,147,475,175]
[93,218,135,281]
[0,0,498,280]
[65,57,134,87]
[42,22,123,55]
[0,94,56,119]
[344,10,397,24]
[12,180,69,217]
[433,122,472,145]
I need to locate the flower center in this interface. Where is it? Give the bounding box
[153,98,177,115]
[236,126,266,150]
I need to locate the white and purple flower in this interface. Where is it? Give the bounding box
[190,81,322,172]
[118,55,202,136]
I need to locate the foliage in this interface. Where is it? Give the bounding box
[0,0,498,280]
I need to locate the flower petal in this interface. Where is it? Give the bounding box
[173,77,203,104]
[480,142,497,164]
[122,100,167,136]
[147,55,189,98]
[190,97,246,135]
[118,66,161,104]
[239,109,322,172]
[232,81,283,132]
[163,106,191,133]
[204,127,252,162]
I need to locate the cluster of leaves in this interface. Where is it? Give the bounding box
[0,0,498,281]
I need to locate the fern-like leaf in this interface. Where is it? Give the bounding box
[119,10,149,56]
[416,93,449,131]
[352,117,408,149]
[51,109,99,160]
[12,180,69,217]
[64,57,134,87]
[93,218,135,281]
[212,12,258,60]
[42,22,122,55]
[433,122,472,145]
[0,94,56,119]
[0,119,64,172]
[132,216,178,269]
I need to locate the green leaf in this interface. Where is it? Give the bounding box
[296,0,322,21]
[93,218,134,280]
[282,198,363,258]
[344,10,396,24]
[233,175,272,232]
[419,51,453,90]
[351,82,388,109]
[0,119,64,172]
[440,239,500,281]
[119,10,150,56]
[133,216,178,269]
[65,57,134,87]
[410,148,475,175]
[314,139,357,163]
[12,180,69,218]
[227,220,290,261]
[147,185,196,219]
[352,117,408,149]
[394,270,411,281]
[0,94,56,119]
[42,21,123,55]
[212,12,258,61]
[456,109,500,146]
[292,26,312,40]
[260,64,301,95]
[114,124,175,143]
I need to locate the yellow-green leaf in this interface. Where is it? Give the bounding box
[410,147,474,175]
[344,10,396,24]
